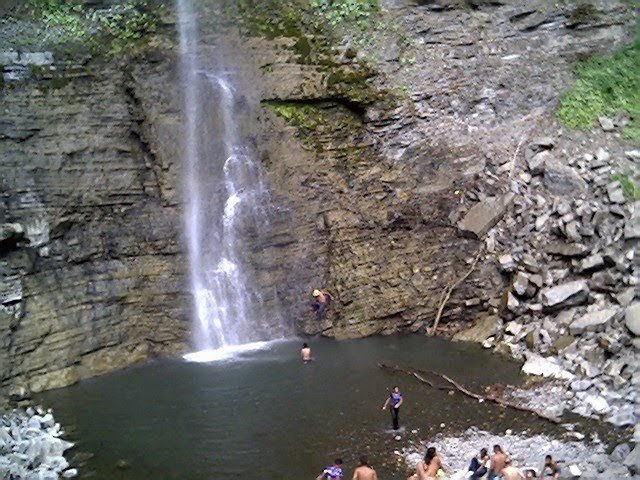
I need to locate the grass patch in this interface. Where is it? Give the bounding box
[612,170,639,200]
[557,24,640,141]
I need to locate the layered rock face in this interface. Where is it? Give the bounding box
[1,53,190,391]
[1,0,638,391]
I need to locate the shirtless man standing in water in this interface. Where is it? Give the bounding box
[301,343,311,363]
[352,456,377,480]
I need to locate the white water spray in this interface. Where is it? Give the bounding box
[176,0,289,361]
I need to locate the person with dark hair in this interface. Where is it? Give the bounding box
[301,343,311,363]
[488,445,507,480]
[467,447,489,479]
[539,455,560,479]
[381,385,404,430]
[317,458,344,480]
[525,469,537,478]
[353,456,377,480]
[407,447,444,480]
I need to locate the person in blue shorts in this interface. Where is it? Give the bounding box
[381,385,403,430]
[317,458,343,480]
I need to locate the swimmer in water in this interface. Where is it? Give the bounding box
[301,343,311,363]
[353,456,377,480]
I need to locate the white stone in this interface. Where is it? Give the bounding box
[522,354,573,380]
[625,303,640,336]
[569,308,618,335]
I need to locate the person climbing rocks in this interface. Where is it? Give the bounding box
[539,455,560,479]
[301,342,311,363]
[381,385,403,430]
[317,458,344,480]
[311,289,333,320]
[353,456,377,480]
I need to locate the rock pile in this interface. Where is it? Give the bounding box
[0,406,76,479]
[455,134,639,430]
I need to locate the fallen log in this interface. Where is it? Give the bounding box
[378,363,454,390]
[378,363,560,424]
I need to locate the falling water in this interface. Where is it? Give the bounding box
[176,0,287,360]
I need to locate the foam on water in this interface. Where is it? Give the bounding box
[183,341,272,363]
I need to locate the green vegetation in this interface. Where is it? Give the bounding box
[557,24,640,141]
[612,170,639,200]
[266,102,329,132]
[8,0,164,55]
[234,0,379,39]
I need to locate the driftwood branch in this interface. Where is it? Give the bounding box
[429,249,483,335]
[378,363,560,424]
[377,363,454,390]
[508,136,526,180]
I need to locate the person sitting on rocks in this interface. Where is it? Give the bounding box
[539,455,560,479]
[488,445,507,480]
[467,447,489,479]
[311,289,333,320]
[501,460,525,480]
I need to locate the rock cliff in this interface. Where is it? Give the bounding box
[1,0,638,391]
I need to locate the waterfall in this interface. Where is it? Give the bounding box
[176,0,288,360]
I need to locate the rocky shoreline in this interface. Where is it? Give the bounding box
[0,391,75,480]
[401,427,639,479]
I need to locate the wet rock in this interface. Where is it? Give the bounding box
[540,280,589,311]
[544,241,589,258]
[625,303,640,336]
[452,316,502,343]
[457,193,515,239]
[543,158,587,196]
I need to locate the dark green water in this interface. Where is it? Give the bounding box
[38,335,549,479]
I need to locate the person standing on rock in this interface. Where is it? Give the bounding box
[311,289,333,320]
[353,456,377,480]
[488,445,507,480]
[317,458,344,480]
[538,455,560,479]
[301,343,312,363]
[381,385,403,430]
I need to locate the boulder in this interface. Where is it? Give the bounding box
[498,254,516,272]
[576,253,604,273]
[458,193,515,239]
[512,271,529,296]
[453,316,502,343]
[543,158,587,196]
[598,116,615,131]
[522,354,572,379]
[623,445,640,474]
[544,241,589,258]
[625,303,640,336]
[584,394,611,415]
[527,151,550,175]
[540,280,589,310]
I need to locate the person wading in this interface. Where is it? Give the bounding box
[353,456,377,480]
[381,385,403,430]
[317,458,344,480]
[311,289,333,320]
[301,343,311,363]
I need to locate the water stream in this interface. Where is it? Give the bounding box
[177,0,288,357]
